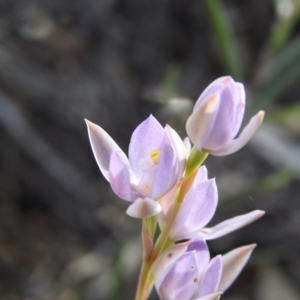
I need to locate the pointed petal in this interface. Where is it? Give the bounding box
[165,125,188,180]
[170,178,218,240]
[187,237,210,274]
[198,255,222,297]
[126,197,162,218]
[194,165,208,183]
[210,111,265,156]
[230,82,245,139]
[202,210,265,240]
[129,115,165,179]
[154,241,191,290]
[152,134,177,198]
[85,119,124,181]
[203,83,244,150]
[219,244,256,291]
[186,94,220,151]
[194,292,222,300]
[109,149,133,201]
[159,251,199,300]
[194,76,233,109]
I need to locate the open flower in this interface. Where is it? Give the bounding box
[85,115,187,218]
[186,76,264,155]
[158,166,264,241]
[153,237,256,300]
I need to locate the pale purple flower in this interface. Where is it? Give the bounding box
[153,237,256,300]
[85,115,187,218]
[158,166,264,241]
[186,76,264,155]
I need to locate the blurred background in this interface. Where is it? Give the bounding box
[0,0,300,299]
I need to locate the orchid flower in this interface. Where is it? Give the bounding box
[153,237,256,300]
[186,76,265,156]
[85,115,187,218]
[85,76,266,300]
[158,166,264,241]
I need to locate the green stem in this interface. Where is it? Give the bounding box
[185,147,208,178]
[135,150,208,299]
[134,256,152,300]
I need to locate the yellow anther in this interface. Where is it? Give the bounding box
[150,149,161,164]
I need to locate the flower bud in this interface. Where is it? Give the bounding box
[186,76,264,156]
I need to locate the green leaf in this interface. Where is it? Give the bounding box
[204,0,242,79]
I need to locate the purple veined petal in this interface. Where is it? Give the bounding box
[151,134,177,199]
[219,244,256,291]
[187,237,210,276]
[154,240,191,290]
[165,125,188,181]
[170,178,218,240]
[193,292,222,300]
[203,83,245,151]
[198,255,222,297]
[159,251,199,300]
[126,197,162,218]
[85,119,124,181]
[109,149,133,201]
[202,210,265,240]
[194,76,233,110]
[186,94,220,151]
[210,111,265,156]
[129,115,165,179]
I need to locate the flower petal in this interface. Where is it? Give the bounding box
[210,111,265,156]
[204,83,245,150]
[198,255,222,297]
[202,210,265,240]
[159,166,209,232]
[152,134,177,198]
[154,241,191,290]
[165,124,188,181]
[186,94,220,151]
[129,115,165,179]
[170,178,218,240]
[187,237,210,275]
[126,197,162,218]
[194,165,208,183]
[183,137,192,155]
[159,251,199,300]
[194,76,233,110]
[218,244,256,291]
[230,82,245,139]
[158,185,177,230]
[194,292,222,300]
[109,149,132,201]
[85,119,124,181]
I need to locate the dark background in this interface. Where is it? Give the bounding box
[0,0,300,299]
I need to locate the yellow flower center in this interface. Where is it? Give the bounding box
[150,149,161,164]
